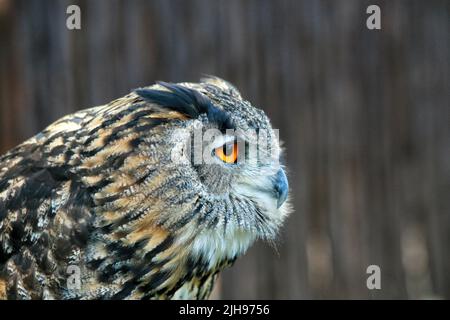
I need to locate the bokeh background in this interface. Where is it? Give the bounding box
[0,0,449,299]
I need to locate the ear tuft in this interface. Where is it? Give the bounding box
[135,82,234,131]
[200,75,242,99]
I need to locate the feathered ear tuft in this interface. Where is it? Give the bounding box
[200,75,242,99]
[135,82,234,131]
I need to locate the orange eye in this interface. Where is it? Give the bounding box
[215,141,238,164]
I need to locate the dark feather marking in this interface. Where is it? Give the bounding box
[135,82,234,131]
[96,168,157,213]
[139,270,171,295]
[106,205,149,230]
[97,239,151,283]
[110,257,170,299]
[41,132,67,147]
[129,137,143,149]
[197,204,215,226]
[143,236,174,261]
[170,201,203,230]
[101,237,174,290]
[82,108,159,156]
[80,147,103,159]
[77,151,133,177]
[132,257,171,281]
[4,169,57,214]
[94,193,122,207]
[47,165,73,181]
[161,273,194,298]
[48,145,67,157]
[102,118,166,147]
[106,238,149,261]
[87,258,105,270]
[87,178,113,193]
[86,102,145,137]
[223,202,230,236]
[110,278,140,300]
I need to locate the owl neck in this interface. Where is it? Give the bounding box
[188,227,256,270]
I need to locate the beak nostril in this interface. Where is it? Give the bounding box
[273,169,289,208]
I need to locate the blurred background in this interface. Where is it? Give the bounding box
[0,0,449,299]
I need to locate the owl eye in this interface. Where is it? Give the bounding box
[214,141,238,164]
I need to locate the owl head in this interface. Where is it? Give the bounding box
[108,77,291,267]
[89,78,290,269]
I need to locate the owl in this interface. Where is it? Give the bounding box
[0,77,290,299]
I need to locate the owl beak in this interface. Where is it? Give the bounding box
[273,169,289,208]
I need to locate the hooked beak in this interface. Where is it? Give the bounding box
[273,169,289,208]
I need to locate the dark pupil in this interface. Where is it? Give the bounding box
[223,143,234,156]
